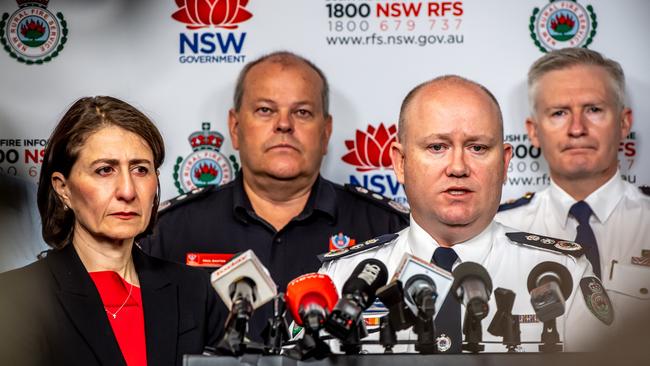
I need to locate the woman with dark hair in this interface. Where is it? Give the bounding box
[0,96,223,366]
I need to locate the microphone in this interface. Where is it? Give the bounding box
[393,254,453,319]
[286,273,339,332]
[487,287,521,352]
[404,274,437,320]
[325,259,388,342]
[451,262,492,353]
[210,250,277,355]
[527,261,573,322]
[451,262,492,319]
[285,273,338,360]
[527,261,573,353]
[211,250,277,311]
[390,253,454,354]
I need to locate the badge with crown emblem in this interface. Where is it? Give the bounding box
[1,0,68,64]
[173,122,239,194]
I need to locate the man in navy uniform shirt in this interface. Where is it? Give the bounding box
[140,51,408,339]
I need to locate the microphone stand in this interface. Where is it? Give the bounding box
[539,319,563,353]
[215,296,264,356]
[413,316,437,354]
[379,315,397,353]
[286,308,331,360]
[461,310,484,353]
[261,293,290,355]
[339,319,368,355]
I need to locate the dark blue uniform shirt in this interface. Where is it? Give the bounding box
[140,173,409,340]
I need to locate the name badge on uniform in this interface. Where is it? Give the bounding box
[186,253,234,268]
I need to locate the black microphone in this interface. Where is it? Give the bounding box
[451,262,492,319]
[527,261,573,322]
[325,259,388,351]
[451,262,493,353]
[487,287,521,352]
[527,261,573,353]
[404,274,437,320]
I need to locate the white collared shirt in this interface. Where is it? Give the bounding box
[496,174,650,331]
[319,218,607,353]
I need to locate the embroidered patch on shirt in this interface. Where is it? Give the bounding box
[329,232,356,251]
[580,277,614,325]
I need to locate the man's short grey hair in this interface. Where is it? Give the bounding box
[398,75,504,142]
[232,50,330,117]
[528,47,626,115]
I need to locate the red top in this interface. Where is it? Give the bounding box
[89,271,147,366]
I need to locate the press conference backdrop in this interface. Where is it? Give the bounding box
[1,0,648,208]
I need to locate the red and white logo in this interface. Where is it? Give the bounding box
[172,0,253,30]
[341,123,398,172]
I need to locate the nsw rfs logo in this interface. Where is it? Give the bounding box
[329,232,356,251]
[172,0,253,30]
[529,0,597,53]
[173,122,240,194]
[1,0,68,64]
[342,123,398,172]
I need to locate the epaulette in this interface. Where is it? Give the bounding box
[498,192,535,212]
[506,232,584,258]
[157,185,216,214]
[344,184,410,215]
[639,186,650,196]
[318,233,398,263]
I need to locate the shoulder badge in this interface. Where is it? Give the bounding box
[344,184,410,215]
[506,232,584,257]
[639,186,650,196]
[158,185,215,214]
[318,233,398,263]
[580,277,614,325]
[498,192,535,212]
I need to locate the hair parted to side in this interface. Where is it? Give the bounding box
[397,75,504,142]
[37,96,165,249]
[528,47,626,115]
[232,50,331,117]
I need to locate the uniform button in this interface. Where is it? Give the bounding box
[275,237,282,244]
[641,288,648,295]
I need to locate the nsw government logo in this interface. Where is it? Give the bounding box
[342,123,407,205]
[173,0,252,64]
[173,122,240,194]
[529,0,596,53]
[1,0,68,64]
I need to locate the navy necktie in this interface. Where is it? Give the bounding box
[432,247,462,353]
[569,201,601,279]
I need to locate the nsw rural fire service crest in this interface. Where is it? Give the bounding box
[173,122,239,194]
[1,0,68,64]
[529,0,597,53]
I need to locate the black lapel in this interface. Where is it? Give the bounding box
[133,247,178,365]
[47,245,126,366]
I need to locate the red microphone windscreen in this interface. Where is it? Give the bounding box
[285,273,339,326]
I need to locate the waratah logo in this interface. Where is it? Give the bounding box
[342,123,397,172]
[172,0,253,30]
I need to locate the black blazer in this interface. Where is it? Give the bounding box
[0,244,224,366]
